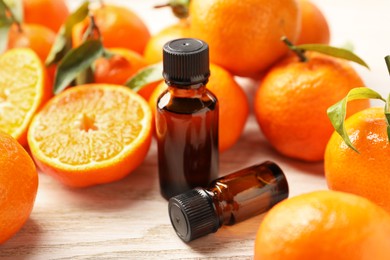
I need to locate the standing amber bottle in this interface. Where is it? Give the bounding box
[156,38,219,200]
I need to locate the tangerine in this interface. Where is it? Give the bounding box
[254,52,369,161]
[296,0,330,44]
[189,0,300,76]
[325,107,390,212]
[0,48,51,146]
[94,48,147,86]
[28,84,152,187]
[255,190,390,260]
[0,131,38,244]
[23,0,69,32]
[72,5,151,55]
[143,21,191,64]
[7,23,56,62]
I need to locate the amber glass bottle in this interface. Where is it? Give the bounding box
[156,38,219,200]
[168,161,289,242]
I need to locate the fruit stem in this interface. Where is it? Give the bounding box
[154,3,170,8]
[281,36,307,62]
[154,0,190,19]
[82,14,102,43]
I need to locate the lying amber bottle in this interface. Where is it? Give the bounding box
[168,161,289,242]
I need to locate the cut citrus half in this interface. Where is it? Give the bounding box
[28,84,152,187]
[0,48,50,146]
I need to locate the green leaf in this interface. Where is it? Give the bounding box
[45,1,89,66]
[0,26,9,53]
[327,87,385,153]
[385,93,390,143]
[54,39,104,95]
[296,44,370,69]
[75,66,94,86]
[3,0,22,22]
[125,63,163,92]
[385,56,390,76]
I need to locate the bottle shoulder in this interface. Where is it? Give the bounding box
[157,86,218,114]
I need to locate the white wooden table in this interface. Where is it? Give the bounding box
[1,0,389,259]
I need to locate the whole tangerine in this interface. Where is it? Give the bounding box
[296,0,330,44]
[72,5,151,55]
[325,107,390,212]
[254,52,370,161]
[189,0,300,77]
[0,131,38,244]
[255,190,390,260]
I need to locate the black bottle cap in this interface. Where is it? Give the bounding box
[163,38,210,86]
[168,188,219,242]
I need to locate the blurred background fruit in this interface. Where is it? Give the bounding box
[0,131,38,244]
[28,84,152,187]
[94,48,147,85]
[149,63,249,152]
[254,52,369,161]
[6,23,56,62]
[189,0,300,77]
[296,0,330,44]
[23,0,69,32]
[325,107,390,212]
[0,48,51,146]
[72,5,151,55]
[255,190,390,260]
[143,20,191,64]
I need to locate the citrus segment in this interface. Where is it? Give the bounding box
[28,84,152,187]
[0,48,50,146]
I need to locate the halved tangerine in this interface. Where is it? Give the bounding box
[28,84,152,187]
[0,48,51,146]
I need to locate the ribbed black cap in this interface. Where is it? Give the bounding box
[163,38,210,86]
[168,188,219,242]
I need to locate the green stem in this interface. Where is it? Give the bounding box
[82,14,101,43]
[281,36,307,62]
[385,55,390,76]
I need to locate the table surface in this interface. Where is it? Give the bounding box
[1,0,390,259]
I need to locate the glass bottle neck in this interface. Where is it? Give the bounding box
[167,83,207,98]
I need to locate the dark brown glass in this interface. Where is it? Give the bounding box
[156,84,219,200]
[207,161,288,225]
[168,161,289,242]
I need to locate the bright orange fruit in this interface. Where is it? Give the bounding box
[0,48,51,146]
[255,190,390,260]
[143,21,191,64]
[23,0,69,32]
[0,131,38,244]
[72,5,151,54]
[325,107,390,212]
[94,48,147,85]
[254,52,370,161]
[189,0,300,76]
[28,84,152,188]
[7,23,56,62]
[296,0,331,44]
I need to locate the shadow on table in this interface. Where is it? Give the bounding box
[0,218,43,259]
